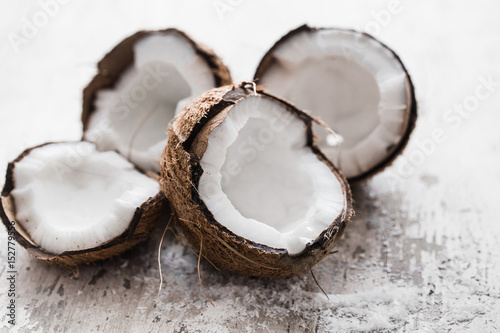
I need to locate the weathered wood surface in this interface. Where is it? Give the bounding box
[1,1,499,332]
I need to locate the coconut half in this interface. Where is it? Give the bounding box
[0,142,164,266]
[255,25,417,181]
[161,84,352,278]
[83,28,232,173]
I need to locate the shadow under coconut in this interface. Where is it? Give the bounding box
[147,181,404,300]
[157,176,442,304]
[164,182,387,301]
[337,179,442,286]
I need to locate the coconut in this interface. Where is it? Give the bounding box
[83,28,232,173]
[161,83,353,278]
[255,25,417,181]
[0,142,165,267]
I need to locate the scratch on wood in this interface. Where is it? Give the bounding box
[88,268,107,285]
[123,278,131,289]
[57,284,64,297]
[46,275,60,296]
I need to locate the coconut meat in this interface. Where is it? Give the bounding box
[85,32,217,172]
[257,29,411,178]
[10,142,159,254]
[198,96,345,255]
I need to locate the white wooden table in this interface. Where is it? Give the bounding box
[1,1,499,332]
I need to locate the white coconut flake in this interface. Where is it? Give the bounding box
[10,142,159,254]
[257,28,412,178]
[198,96,345,254]
[85,32,217,172]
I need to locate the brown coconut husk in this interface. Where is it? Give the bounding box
[0,142,167,268]
[161,84,353,278]
[82,28,233,133]
[254,24,418,182]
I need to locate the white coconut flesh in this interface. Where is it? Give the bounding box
[85,33,217,172]
[10,142,159,254]
[198,96,345,255]
[257,29,411,178]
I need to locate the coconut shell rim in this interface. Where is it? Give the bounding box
[254,24,418,182]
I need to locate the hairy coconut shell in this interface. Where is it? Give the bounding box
[82,28,233,133]
[161,84,353,278]
[254,24,418,182]
[0,142,166,267]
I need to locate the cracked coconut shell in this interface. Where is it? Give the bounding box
[0,142,166,267]
[161,84,353,278]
